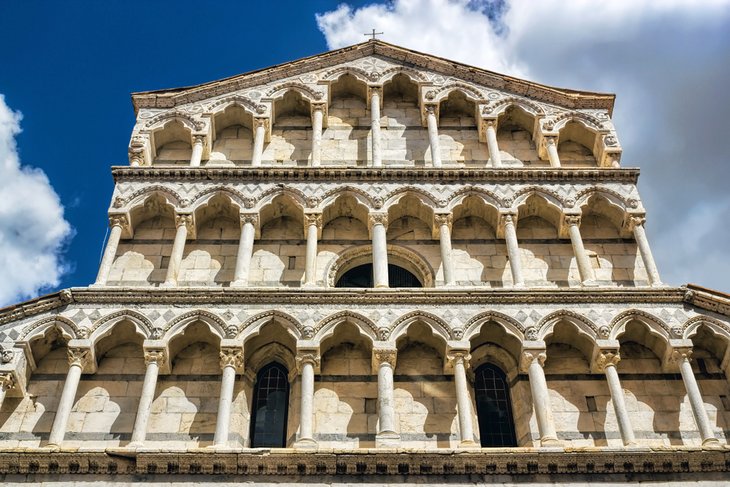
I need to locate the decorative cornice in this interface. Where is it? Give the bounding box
[0,448,727,477]
[111,166,641,184]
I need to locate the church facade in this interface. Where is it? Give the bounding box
[0,40,729,485]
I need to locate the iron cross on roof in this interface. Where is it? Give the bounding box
[365,29,383,40]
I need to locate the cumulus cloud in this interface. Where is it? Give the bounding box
[317,0,730,289]
[0,95,73,306]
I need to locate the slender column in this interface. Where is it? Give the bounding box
[129,349,165,446]
[304,213,321,287]
[214,348,243,447]
[311,104,324,167]
[295,352,319,447]
[424,105,442,167]
[190,135,204,167]
[251,119,266,167]
[545,136,561,168]
[231,214,258,287]
[163,214,192,287]
[373,349,399,446]
[520,350,559,446]
[595,350,636,446]
[672,348,719,445]
[485,120,502,167]
[0,373,14,412]
[94,215,128,285]
[564,215,596,285]
[629,216,662,286]
[369,212,389,288]
[450,351,476,446]
[370,87,383,167]
[48,348,90,446]
[501,213,525,287]
[435,214,455,286]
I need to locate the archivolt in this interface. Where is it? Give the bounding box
[379,66,428,84]
[608,309,671,341]
[239,310,303,340]
[553,112,605,132]
[389,310,452,342]
[266,82,324,102]
[491,97,545,117]
[20,315,83,342]
[314,311,378,342]
[681,315,730,341]
[446,186,501,211]
[207,95,262,115]
[89,310,154,341]
[381,186,441,211]
[121,185,184,210]
[317,186,377,211]
[461,311,525,342]
[430,83,485,104]
[144,111,205,132]
[189,186,250,212]
[574,187,630,212]
[163,309,229,339]
[255,186,310,211]
[320,66,372,84]
[536,310,599,341]
[510,186,566,209]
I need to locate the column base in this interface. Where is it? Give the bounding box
[293,437,318,449]
[302,282,319,289]
[581,280,599,287]
[512,282,526,289]
[160,281,177,288]
[229,280,247,288]
[458,439,480,449]
[126,441,144,449]
[375,431,400,448]
[701,437,721,446]
[539,437,562,448]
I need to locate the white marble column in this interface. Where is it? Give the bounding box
[163,214,192,287]
[48,348,90,446]
[450,351,477,446]
[311,104,324,167]
[295,352,319,448]
[214,347,243,448]
[231,213,257,287]
[425,105,442,167]
[484,119,502,168]
[190,135,204,167]
[251,119,266,167]
[501,213,525,287]
[304,213,321,287]
[373,349,399,446]
[129,349,165,447]
[629,216,662,286]
[94,215,128,286]
[672,348,719,445]
[369,212,389,288]
[520,349,559,446]
[0,373,14,412]
[595,350,636,446]
[564,215,596,285]
[370,87,383,167]
[435,213,455,286]
[545,136,561,168]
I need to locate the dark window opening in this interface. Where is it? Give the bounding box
[335,263,422,288]
[250,363,290,448]
[474,363,517,447]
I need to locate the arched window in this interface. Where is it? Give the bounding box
[250,363,290,447]
[474,363,517,447]
[335,263,422,288]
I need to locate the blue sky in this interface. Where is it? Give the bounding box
[1,0,729,304]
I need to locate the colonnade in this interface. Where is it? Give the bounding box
[94,204,662,288]
[34,338,720,449]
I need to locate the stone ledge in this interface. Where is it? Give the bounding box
[0,447,727,476]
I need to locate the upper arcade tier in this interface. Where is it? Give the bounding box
[128,41,622,170]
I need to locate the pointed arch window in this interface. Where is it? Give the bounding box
[474,363,517,447]
[250,363,290,447]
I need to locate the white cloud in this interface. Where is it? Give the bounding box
[0,95,73,306]
[317,0,730,289]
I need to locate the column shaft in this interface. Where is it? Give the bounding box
[604,364,636,445]
[299,360,315,443]
[94,222,123,285]
[526,356,558,445]
[251,121,266,167]
[485,123,501,167]
[503,217,525,287]
[678,356,718,444]
[370,90,382,167]
[371,221,389,288]
[130,358,160,445]
[214,365,237,447]
[454,357,476,445]
[546,137,561,167]
[311,108,323,167]
[426,108,442,167]
[567,221,595,284]
[232,219,255,286]
[0,374,14,412]
[377,362,397,435]
[190,137,204,167]
[163,220,189,286]
[439,222,455,286]
[48,363,83,446]
[304,220,318,286]
[633,223,662,286]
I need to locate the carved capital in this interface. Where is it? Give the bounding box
[253,117,268,129]
[144,349,166,367]
[304,212,323,229]
[544,135,558,146]
[220,348,244,370]
[670,347,693,364]
[447,351,471,370]
[240,213,259,227]
[296,352,320,372]
[595,350,621,371]
[0,373,15,392]
[174,213,194,229]
[193,135,205,146]
[434,213,452,228]
[627,215,646,232]
[373,349,397,369]
[67,347,92,368]
[368,212,388,229]
[424,104,437,116]
[564,214,581,227]
[108,214,129,229]
[519,350,546,373]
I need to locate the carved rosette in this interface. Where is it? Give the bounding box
[0,373,15,392]
[67,347,92,369]
[595,350,621,371]
[373,349,397,369]
[295,352,320,373]
[519,350,546,373]
[219,348,244,371]
[144,349,166,367]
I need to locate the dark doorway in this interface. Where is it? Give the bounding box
[335,263,422,288]
[250,363,290,447]
[474,363,517,447]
